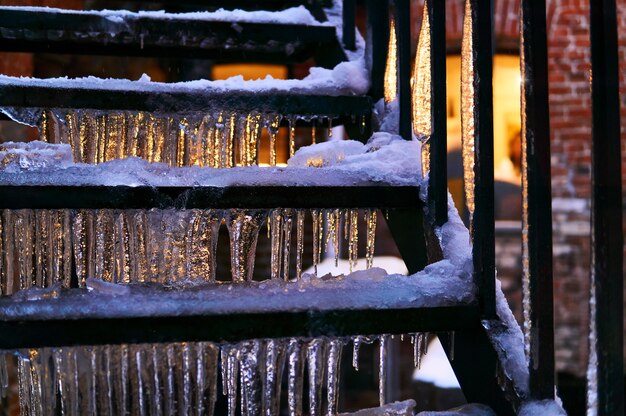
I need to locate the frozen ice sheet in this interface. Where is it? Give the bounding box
[416,403,495,415]
[340,400,415,415]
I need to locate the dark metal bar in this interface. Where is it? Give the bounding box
[394,0,412,141]
[589,0,623,414]
[0,83,372,119]
[342,0,356,50]
[520,0,555,400]
[384,208,428,274]
[365,0,389,100]
[427,0,448,226]
[0,285,479,348]
[0,9,341,65]
[470,0,496,318]
[0,184,422,210]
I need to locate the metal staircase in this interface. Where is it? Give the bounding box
[3,0,615,414]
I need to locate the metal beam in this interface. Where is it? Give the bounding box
[589,0,623,414]
[0,8,342,66]
[520,0,555,400]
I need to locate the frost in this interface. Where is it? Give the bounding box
[0,141,72,172]
[518,400,566,416]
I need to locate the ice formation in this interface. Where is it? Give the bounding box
[416,403,495,415]
[3,335,433,416]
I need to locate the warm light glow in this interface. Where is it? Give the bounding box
[384,17,398,103]
[211,64,288,81]
[461,0,475,217]
[412,2,431,175]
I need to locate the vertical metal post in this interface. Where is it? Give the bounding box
[342,0,356,50]
[470,0,496,318]
[365,0,389,101]
[520,0,555,400]
[427,0,448,226]
[589,0,623,414]
[394,0,412,141]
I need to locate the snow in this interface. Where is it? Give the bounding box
[0,5,325,26]
[518,400,566,416]
[339,400,415,415]
[413,337,460,389]
[416,403,495,415]
[288,133,423,184]
[0,58,369,97]
[0,137,421,186]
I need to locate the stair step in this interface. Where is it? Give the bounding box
[0,272,477,348]
[0,6,344,65]
[0,167,420,209]
[0,75,371,122]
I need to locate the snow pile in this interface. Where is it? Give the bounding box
[0,58,369,97]
[518,400,566,416]
[416,403,495,415]
[340,400,415,415]
[0,141,73,172]
[0,5,325,26]
[288,132,422,184]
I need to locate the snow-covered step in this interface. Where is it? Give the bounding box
[0,268,477,348]
[0,72,371,122]
[0,5,345,65]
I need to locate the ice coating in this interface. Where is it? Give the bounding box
[461,0,476,219]
[416,403,495,415]
[0,141,73,172]
[412,1,431,176]
[339,400,416,416]
[518,400,566,416]
[0,5,326,25]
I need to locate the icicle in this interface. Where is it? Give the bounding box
[164,344,176,416]
[307,338,327,416]
[198,342,218,416]
[413,2,432,176]
[328,118,333,138]
[365,209,377,269]
[226,209,267,282]
[352,336,362,371]
[326,339,343,416]
[311,210,322,275]
[288,117,297,158]
[263,339,287,416]
[287,339,305,416]
[411,333,425,369]
[378,335,389,406]
[384,16,398,103]
[270,209,283,280]
[348,210,359,272]
[268,115,281,166]
[221,345,239,416]
[282,209,294,281]
[295,210,305,280]
[239,340,263,416]
[149,345,162,416]
[311,119,317,145]
[18,355,31,416]
[461,0,476,219]
[180,343,192,416]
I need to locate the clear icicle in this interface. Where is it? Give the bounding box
[222,345,239,416]
[239,340,263,416]
[348,210,359,272]
[352,336,362,371]
[287,339,306,416]
[412,2,432,177]
[226,209,267,282]
[268,115,281,166]
[295,210,305,280]
[365,210,377,269]
[311,210,322,275]
[384,16,398,103]
[282,209,294,281]
[0,354,7,398]
[326,339,343,416]
[263,339,287,416]
[199,342,218,416]
[150,345,162,416]
[379,335,390,406]
[270,209,283,280]
[461,0,476,220]
[307,338,327,416]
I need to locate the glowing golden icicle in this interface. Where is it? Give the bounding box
[289,117,297,158]
[269,116,281,166]
[311,119,316,145]
[296,209,305,279]
[348,209,359,272]
[384,16,398,103]
[365,209,377,269]
[461,0,476,218]
[412,2,432,176]
[311,210,322,274]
